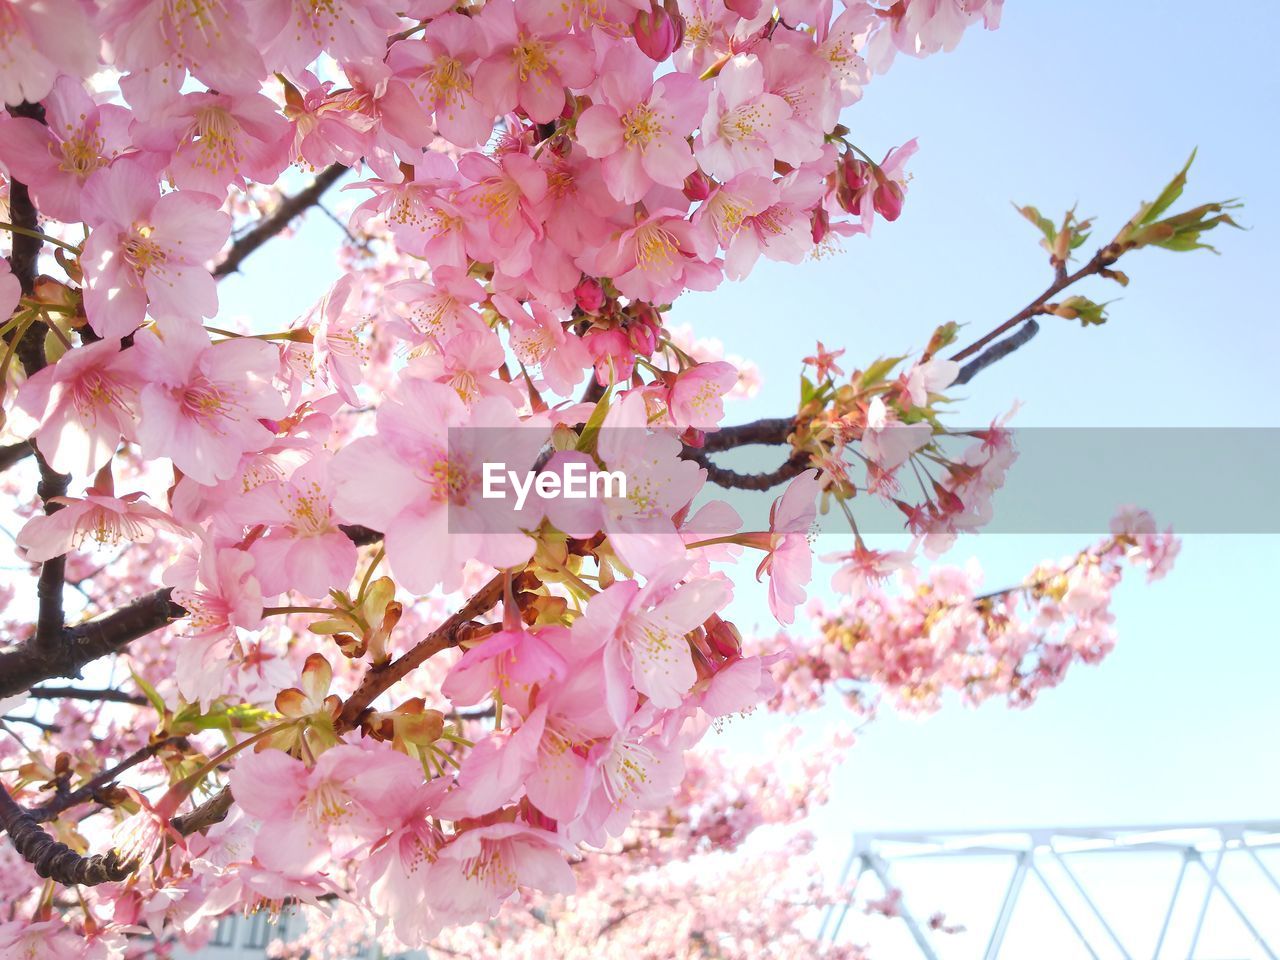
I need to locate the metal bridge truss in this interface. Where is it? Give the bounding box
[819,821,1280,960]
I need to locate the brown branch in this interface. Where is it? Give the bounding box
[0,440,33,472]
[174,570,512,838]
[699,417,795,453]
[954,319,1040,386]
[31,738,182,823]
[0,588,186,699]
[4,103,72,652]
[949,246,1119,363]
[28,686,148,706]
[687,449,810,491]
[213,164,347,278]
[0,781,134,886]
[336,572,509,730]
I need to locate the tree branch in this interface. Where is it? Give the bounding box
[213,164,347,278]
[0,781,134,886]
[0,588,186,699]
[174,570,513,838]
[949,246,1118,363]
[0,440,34,472]
[954,319,1040,386]
[27,686,148,706]
[30,738,182,823]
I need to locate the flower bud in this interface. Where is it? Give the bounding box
[574,276,605,314]
[683,168,713,202]
[873,178,905,222]
[706,614,742,658]
[632,4,683,61]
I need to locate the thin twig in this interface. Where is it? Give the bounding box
[213,164,347,278]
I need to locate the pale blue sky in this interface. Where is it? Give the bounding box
[218,2,1280,953]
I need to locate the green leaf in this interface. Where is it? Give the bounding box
[130,669,166,716]
[1015,203,1057,249]
[857,355,906,390]
[1052,296,1111,327]
[576,384,613,453]
[1140,149,1197,227]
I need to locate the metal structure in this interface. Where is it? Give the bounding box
[820,821,1280,960]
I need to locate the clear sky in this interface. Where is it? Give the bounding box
[214,2,1280,954]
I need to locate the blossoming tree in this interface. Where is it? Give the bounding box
[0,0,1238,955]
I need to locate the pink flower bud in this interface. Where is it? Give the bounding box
[627,319,657,355]
[683,168,713,201]
[873,178,905,222]
[574,277,605,314]
[632,4,683,61]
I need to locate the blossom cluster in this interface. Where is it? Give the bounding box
[5,0,1212,955]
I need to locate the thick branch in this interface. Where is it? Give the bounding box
[687,449,810,491]
[213,164,347,278]
[0,440,34,472]
[0,782,133,886]
[5,103,73,651]
[0,588,185,699]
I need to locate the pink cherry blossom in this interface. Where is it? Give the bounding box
[595,208,722,303]
[577,563,731,720]
[134,322,286,485]
[0,77,133,222]
[16,489,187,563]
[576,46,708,203]
[476,0,596,123]
[389,15,497,148]
[696,54,816,180]
[236,453,357,597]
[427,821,574,925]
[330,380,548,594]
[12,338,142,475]
[155,90,292,194]
[667,360,738,430]
[80,160,230,338]
[755,468,821,625]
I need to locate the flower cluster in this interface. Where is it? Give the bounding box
[0,0,1213,954]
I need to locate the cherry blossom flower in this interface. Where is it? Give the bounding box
[330,380,548,593]
[12,338,143,475]
[427,821,574,925]
[576,46,708,203]
[0,77,133,222]
[476,0,596,123]
[696,54,816,180]
[154,90,292,194]
[577,563,731,720]
[595,208,722,303]
[100,0,266,109]
[389,15,497,148]
[235,453,357,597]
[754,468,821,625]
[134,323,286,485]
[81,160,231,339]
[16,489,187,563]
[861,395,932,470]
[667,360,738,430]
